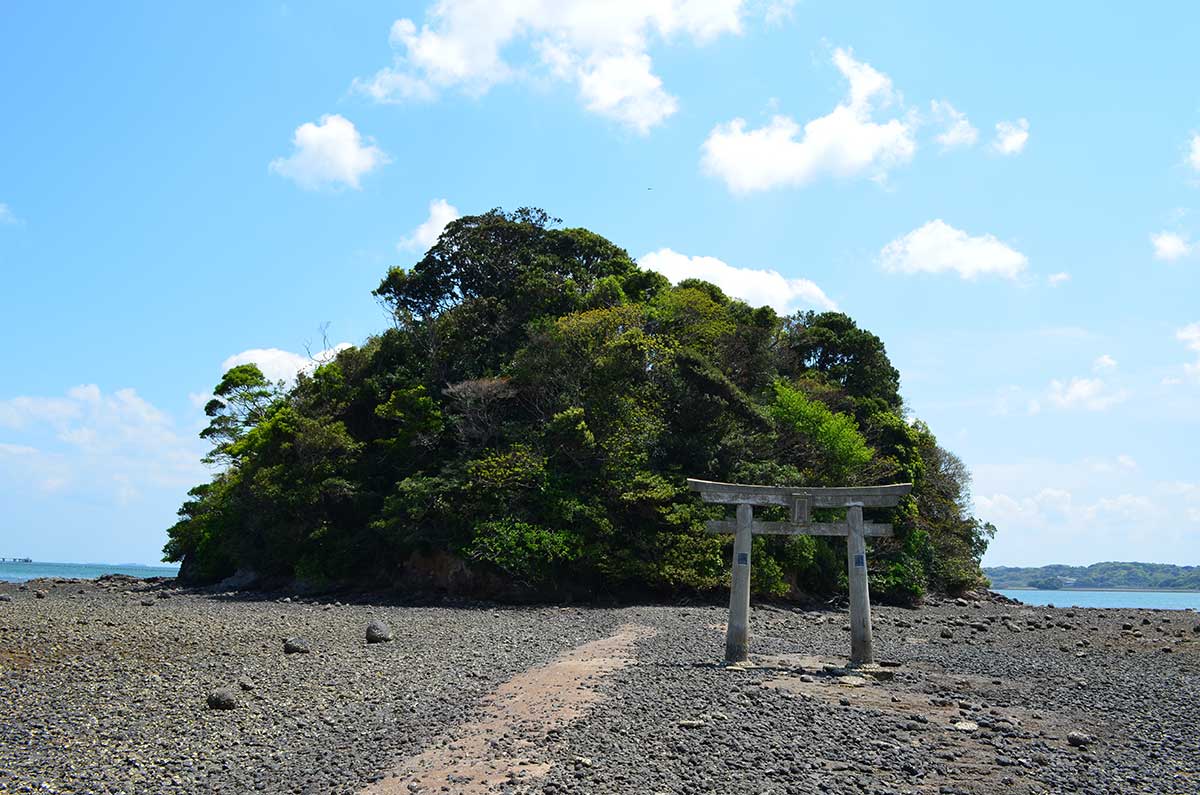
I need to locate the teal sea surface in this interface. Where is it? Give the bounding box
[0,560,179,583]
[996,588,1200,611]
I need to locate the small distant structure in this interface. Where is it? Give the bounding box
[0,557,33,563]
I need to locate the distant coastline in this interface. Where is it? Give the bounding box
[985,561,1199,592]
[0,560,179,584]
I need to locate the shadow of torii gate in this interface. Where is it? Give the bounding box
[688,479,913,666]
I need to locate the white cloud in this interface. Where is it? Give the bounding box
[399,199,460,252]
[1082,454,1137,473]
[1188,134,1200,173]
[762,0,798,25]
[1151,231,1193,261]
[1178,322,1200,378]
[0,386,206,502]
[269,114,389,190]
[879,219,1028,280]
[992,118,1029,155]
[221,343,353,385]
[930,100,977,149]
[0,203,17,225]
[1046,377,1127,411]
[975,458,1200,566]
[1092,354,1117,372]
[1047,272,1070,286]
[577,51,678,133]
[354,0,749,133]
[701,48,916,193]
[639,247,837,313]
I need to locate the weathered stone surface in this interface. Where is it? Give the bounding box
[283,636,311,654]
[365,619,393,644]
[206,688,237,710]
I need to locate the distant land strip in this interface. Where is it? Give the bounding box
[986,561,1200,591]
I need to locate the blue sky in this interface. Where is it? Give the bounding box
[2,2,1198,567]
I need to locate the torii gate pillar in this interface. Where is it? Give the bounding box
[726,502,753,662]
[845,503,873,664]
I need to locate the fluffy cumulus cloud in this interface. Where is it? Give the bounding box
[221,343,353,385]
[399,198,460,252]
[930,100,977,149]
[1151,231,1193,261]
[1092,354,1117,372]
[639,248,836,313]
[701,48,916,193]
[0,203,17,225]
[992,118,1029,155]
[1046,376,1127,411]
[353,0,749,134]
[269,114,389,190]
[879,219,1028,280]
[0,385,205,503]
[1047,272,1070,286]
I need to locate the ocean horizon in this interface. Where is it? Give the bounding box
[4,562,1200,610]
[0,560,180,584]
[994,588,1200,611]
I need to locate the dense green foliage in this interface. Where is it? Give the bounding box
[165,208,995,602]
[986,563,1200,591]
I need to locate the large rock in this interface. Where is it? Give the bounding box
[216,568,260,591]
[0,594,11,602]
[283,637,311,654]
[365,619,394,644]
[206,688,237,710]
[1067,731,1094,747]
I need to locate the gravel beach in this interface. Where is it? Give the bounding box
[1,577,1197,794]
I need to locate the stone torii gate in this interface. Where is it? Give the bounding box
[688,479,913,666]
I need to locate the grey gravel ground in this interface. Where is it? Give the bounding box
[1,577,1198,795]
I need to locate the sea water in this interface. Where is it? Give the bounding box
[0,560,179,583]
[995,588,1200,611]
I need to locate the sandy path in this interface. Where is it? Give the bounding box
[361,622,656,794]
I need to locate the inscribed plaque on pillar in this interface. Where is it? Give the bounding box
[854,554,866,568]
[736,552,749,565]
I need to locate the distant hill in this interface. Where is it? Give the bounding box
[985,562,1200,591]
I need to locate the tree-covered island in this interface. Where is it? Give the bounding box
[165,208,995,603]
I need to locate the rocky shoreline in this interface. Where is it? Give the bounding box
[1,577,1197,794]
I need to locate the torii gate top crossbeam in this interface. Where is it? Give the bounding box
[687,478,913,508]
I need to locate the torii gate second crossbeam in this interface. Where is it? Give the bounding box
[688,479,913,666]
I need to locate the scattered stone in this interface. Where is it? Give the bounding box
[953,721,978,732]
[283,637,311,654]
[237,676,255,691]
[206,688,238,710]
[366,619,394,644]
[940,628,953,639]
[1067,731,1094,747]
[34,590,47,599]
[0,594,11,602]
[140,599,155,607]
[677,719,705,728]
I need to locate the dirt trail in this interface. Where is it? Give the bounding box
[361,623,656,795]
